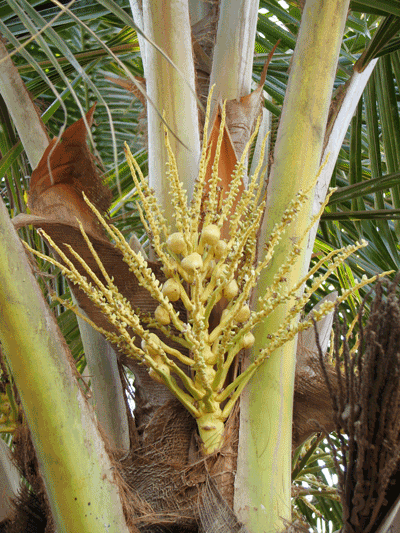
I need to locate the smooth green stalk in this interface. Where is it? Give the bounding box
[141,0,200,227]
[209,0,260,116]
[234,1,351,531]
[309,58,378,249]
[0,198,131,533]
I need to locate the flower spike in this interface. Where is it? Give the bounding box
[26,92,391,455]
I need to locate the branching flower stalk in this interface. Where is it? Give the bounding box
[1,352,17,435]
[0,372,18,434]
[25,91,391,454]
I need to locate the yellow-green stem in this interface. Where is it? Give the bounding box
[197,411,225,455]
[0,198,131,533]
[234,1,351,531]
[142,0,200,227]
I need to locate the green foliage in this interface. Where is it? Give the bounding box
[292,435,343,531]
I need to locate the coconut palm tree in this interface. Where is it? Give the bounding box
[1,1,400,532]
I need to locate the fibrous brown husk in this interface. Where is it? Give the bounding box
[0,425,54,533]
[198,477,248,533]
[292,355,337,449]
[1,401,241,533]
[119,399,240,531]
[319,276,400,533]
[293,293,339,449]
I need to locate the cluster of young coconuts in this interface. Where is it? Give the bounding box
[141,222,255,383]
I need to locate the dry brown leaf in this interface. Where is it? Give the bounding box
[205,111,242,208]
[28,104,111,239]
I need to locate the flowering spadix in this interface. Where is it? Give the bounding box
[25,91,389,455]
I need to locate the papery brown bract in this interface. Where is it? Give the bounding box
[28,104,112,239]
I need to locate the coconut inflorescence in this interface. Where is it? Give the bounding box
[26,91,386,454]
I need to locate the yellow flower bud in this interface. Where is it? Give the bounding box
[181,252,203,275]
[203,346,217,365]
[201,224,220,246]
[211,263,227,281]
[141,333,161,356]
[223,279,239,300]
[221,308,230,322]
[154,305,171,325]
[149,365,170,384]
[214,239,228,260]
[167,232,187,255]
[236,304,251,323]
[162,278,181,301]
[241,332,255,349]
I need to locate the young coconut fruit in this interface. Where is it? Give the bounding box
[167,232,187,255]
[223,279,239,300]
[201,224,220,247]
[154,305,171,325]
[162,278,181,302]
[181,252,203,278]
[235,304,251,323]
[241,332,255,349]
[214,239,228,260]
